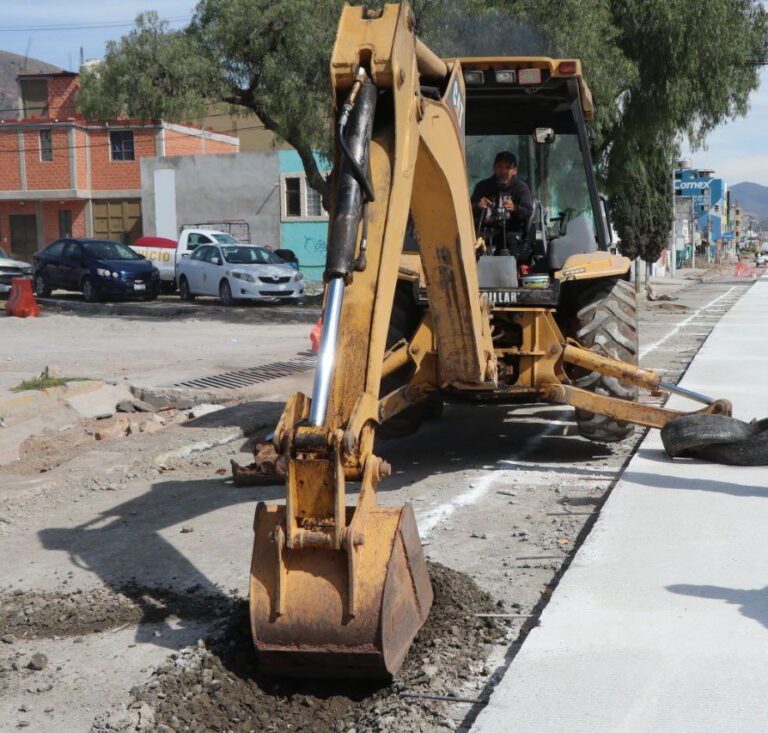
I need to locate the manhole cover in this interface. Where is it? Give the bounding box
[171,353,316,390]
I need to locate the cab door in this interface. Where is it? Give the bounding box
[61,241,85,290]
[200,246,224,295]
[183,245,210,293]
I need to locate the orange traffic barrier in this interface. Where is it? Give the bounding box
[5,278,40,318]
[310,317,323,352]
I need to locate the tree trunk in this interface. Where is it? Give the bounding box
[233,90,332,209]
[294,143,332,210]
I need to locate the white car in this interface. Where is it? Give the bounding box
[176,243,304,305]
[0,246,33,296]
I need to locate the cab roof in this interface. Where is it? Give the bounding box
[453,56,594,136]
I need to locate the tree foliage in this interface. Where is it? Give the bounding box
[77,0,460,203]
[507,0,766,259]
[78,0,768,262]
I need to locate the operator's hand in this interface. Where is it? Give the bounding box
[478,197,493,209]
[502,199,516,211]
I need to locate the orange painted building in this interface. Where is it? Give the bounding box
[0,71,239,261]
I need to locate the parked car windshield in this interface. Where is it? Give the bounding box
[213,233,240,244]
[0,246,8,258]
[81,240,142,261]
[221,246,283,265]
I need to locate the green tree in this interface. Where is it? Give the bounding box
[504,0,767,262]
[77,1,466,205]
[79,0,767,264]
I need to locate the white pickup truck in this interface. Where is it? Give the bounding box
[131,229,241,289]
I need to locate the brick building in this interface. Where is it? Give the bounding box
[0,70,239,262]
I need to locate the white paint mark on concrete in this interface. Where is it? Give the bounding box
[640,287,736,359]
[417,420,563,537]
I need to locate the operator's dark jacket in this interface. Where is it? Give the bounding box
[471,175,534,230]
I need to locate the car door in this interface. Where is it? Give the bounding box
[39,239,67,288]
[201,245,224,295]
[182,245,209,293]
[61,241,84,290]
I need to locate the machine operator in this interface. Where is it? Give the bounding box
[471,151,533,260]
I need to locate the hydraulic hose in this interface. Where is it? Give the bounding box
[324,75,377,282]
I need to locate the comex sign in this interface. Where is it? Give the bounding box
[678,180,711,191]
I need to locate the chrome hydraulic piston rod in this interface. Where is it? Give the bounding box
[659,381,717,406]
[308,72,377,427]
[309,276,345,426]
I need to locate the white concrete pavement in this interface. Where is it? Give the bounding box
[473,278,768,733]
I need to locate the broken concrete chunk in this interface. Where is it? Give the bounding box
[27,653,48,671]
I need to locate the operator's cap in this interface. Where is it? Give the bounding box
[494,151,517,166]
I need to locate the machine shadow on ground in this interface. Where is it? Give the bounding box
[667,583,768,629]
[37,477,272,649]
[377,402,614,494]
[625,468,768,499]
[34,399,620,654]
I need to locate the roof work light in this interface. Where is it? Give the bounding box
[518,68,543,85]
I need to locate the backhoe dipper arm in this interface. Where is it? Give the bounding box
[249,3,494,680]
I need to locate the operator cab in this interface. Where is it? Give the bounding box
[461,58,611,305]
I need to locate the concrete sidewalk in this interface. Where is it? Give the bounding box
[473,279,768,733]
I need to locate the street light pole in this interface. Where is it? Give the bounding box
[669,166,677,278]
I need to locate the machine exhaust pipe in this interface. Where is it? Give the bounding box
[309,74,377,427]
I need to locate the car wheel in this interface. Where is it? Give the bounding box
[219,279,234,306]
[179,276,194,302]
[34,272,51,298]
[81,276,99,303]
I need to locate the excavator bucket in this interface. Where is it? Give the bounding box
[249,502,433,678]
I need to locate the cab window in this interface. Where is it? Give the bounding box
[190,245,210,261]
[45,240,66,257]
[205,247,222,266]
[187,233,213,250]
[63,242,82,260]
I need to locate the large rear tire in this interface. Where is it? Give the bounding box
[565,277,638,443]
[378,281,438,439]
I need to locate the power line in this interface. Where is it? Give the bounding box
[0,16,191,33]
[0,105,261,118]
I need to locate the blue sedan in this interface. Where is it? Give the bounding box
[33,238,161,302]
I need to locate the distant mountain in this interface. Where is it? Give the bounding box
[0,50,61,119]
[730,182,768,220]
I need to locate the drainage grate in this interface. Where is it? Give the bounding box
[172,352,316,390]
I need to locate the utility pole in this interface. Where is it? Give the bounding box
[668,166,677,278]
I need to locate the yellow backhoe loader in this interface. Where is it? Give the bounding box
[248,2,730,679]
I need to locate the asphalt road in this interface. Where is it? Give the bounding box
[0,275,752,732]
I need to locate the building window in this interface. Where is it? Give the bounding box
[306,186,323,217]
[20,79,48,117]
[285,177,302,217]
[58,210,72,238]
[110,131,135,161]
[281,175,328,221]
[39,129,53,161]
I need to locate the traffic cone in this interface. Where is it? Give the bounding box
[6,278,40,318]
[310,317,323,353]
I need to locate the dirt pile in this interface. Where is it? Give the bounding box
[0,585,227,640]
[99,564,508,733]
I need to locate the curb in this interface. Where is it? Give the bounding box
[37,296,322,323]
[154,428,246,469]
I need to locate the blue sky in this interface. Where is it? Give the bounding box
[0,2,194,69]
[2,2,767,187]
